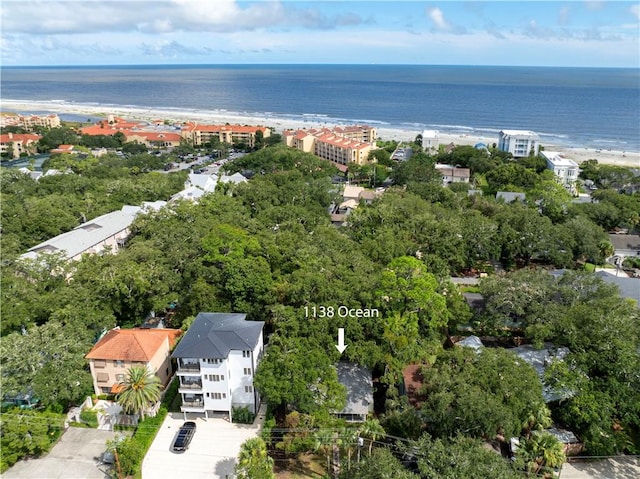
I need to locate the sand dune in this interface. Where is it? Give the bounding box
[2,99,638,168]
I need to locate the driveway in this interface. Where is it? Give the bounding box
[3,427,127,479]
[559,456,640,479]
[142,409,265,479]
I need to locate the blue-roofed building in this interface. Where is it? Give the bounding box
[171,312,264,420]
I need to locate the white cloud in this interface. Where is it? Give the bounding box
[0,0,366,35]
[558,6,571,25]
[630,5,640,20]
[428,7,449,30]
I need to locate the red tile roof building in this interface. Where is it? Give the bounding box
[284,125,377,169]
[85,327,182,395]
[181,122,271,148]
[0,132,41,158]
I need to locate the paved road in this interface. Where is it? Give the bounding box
[3,427,127,479]
[142,410,265,479]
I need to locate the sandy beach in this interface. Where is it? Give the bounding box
[2,99,638,168]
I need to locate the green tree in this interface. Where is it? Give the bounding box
[235,437,275,479]
[116,366,162,419]
[339,448,419,479]
[360,418,385,456]
[514,431,566,477]
[419,347,545,440]
[0,410,65,473]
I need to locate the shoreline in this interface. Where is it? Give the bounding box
[2,99,638,168]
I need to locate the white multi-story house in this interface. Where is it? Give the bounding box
[498,130,540,158]
[541,151,579,194]
[421,130,440,154]
[171,312,264,420]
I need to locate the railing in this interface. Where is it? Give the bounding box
[178,362,200,372]
[182,400,204,408]
[179,381,203,390]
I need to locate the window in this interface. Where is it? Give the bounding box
[115,374,125,381]
[96,373,109,383]
[165,367,169,376]
[205,358,222,364]
[206,374,224,381]
[94,360,106,369]
[243,368,251,376]
[242,350,251,358]
[209,392,225,400]
[114,360,124,367]
[244,386,253,393]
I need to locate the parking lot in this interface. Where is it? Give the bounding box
[142,411,264,479]
[3,427,127,479]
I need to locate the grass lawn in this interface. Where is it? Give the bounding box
[275,453,326,478]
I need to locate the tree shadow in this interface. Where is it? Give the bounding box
[214,457,236,478]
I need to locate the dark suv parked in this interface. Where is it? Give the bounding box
[171,421,196,452]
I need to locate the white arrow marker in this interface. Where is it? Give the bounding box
[335,328,347,354]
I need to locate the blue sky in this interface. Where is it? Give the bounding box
[1,1,638,67]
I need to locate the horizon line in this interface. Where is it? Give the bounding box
[2,62,639,70]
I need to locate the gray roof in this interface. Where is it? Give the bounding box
[594,271,640,307]
[171,313,264,359]
[509,343,572,402]
[496,191,526,203]
[219,172,247,185]
[608,234,640,253]
[456,335,484,350]
[335,362,373,417]
[21,205,143,261]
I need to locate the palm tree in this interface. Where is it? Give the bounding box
[235,437,274,479]
[517,431,566,476]
[313,429,334,475]
[116,365,161,420]
[340,427,359,471]
[360,418,385,456]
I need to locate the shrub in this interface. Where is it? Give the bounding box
[115,437,145,476]
[232,406,255,424]
[80,409,99,428]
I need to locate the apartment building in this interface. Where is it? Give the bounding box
[85,327,182,395]
[497,130,540,158]
[331,125,377,143]
[541,151,579,193]
[0,132,41,159]
[125,131,182,148]
[181,123,271,148]
[171,312,264,420]
[284,126,374,170]
[0,114,60,131]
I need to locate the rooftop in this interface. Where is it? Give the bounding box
[335,362,373,417]
[171,312,264,359]
[85,327,182,362]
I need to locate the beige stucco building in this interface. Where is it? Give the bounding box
[284,125,375,170]
[85,327,182,395]
[181,122,271,148]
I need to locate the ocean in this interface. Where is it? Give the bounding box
[1,64,639,151]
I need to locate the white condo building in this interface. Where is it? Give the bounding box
[421,130,440,154]
[498,130,540,158]
[541,151,579,193]
[171,312,264,420]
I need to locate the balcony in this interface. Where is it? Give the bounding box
[177,360,200,373]
[181,394,204,410]
[179,379,203,392]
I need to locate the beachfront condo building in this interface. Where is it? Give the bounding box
[498,130,540,158]
[181,123,271,148]
[541,151,579,194]
[0,114,61,131]
[284,125,375,170]
[422,130,440,154]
